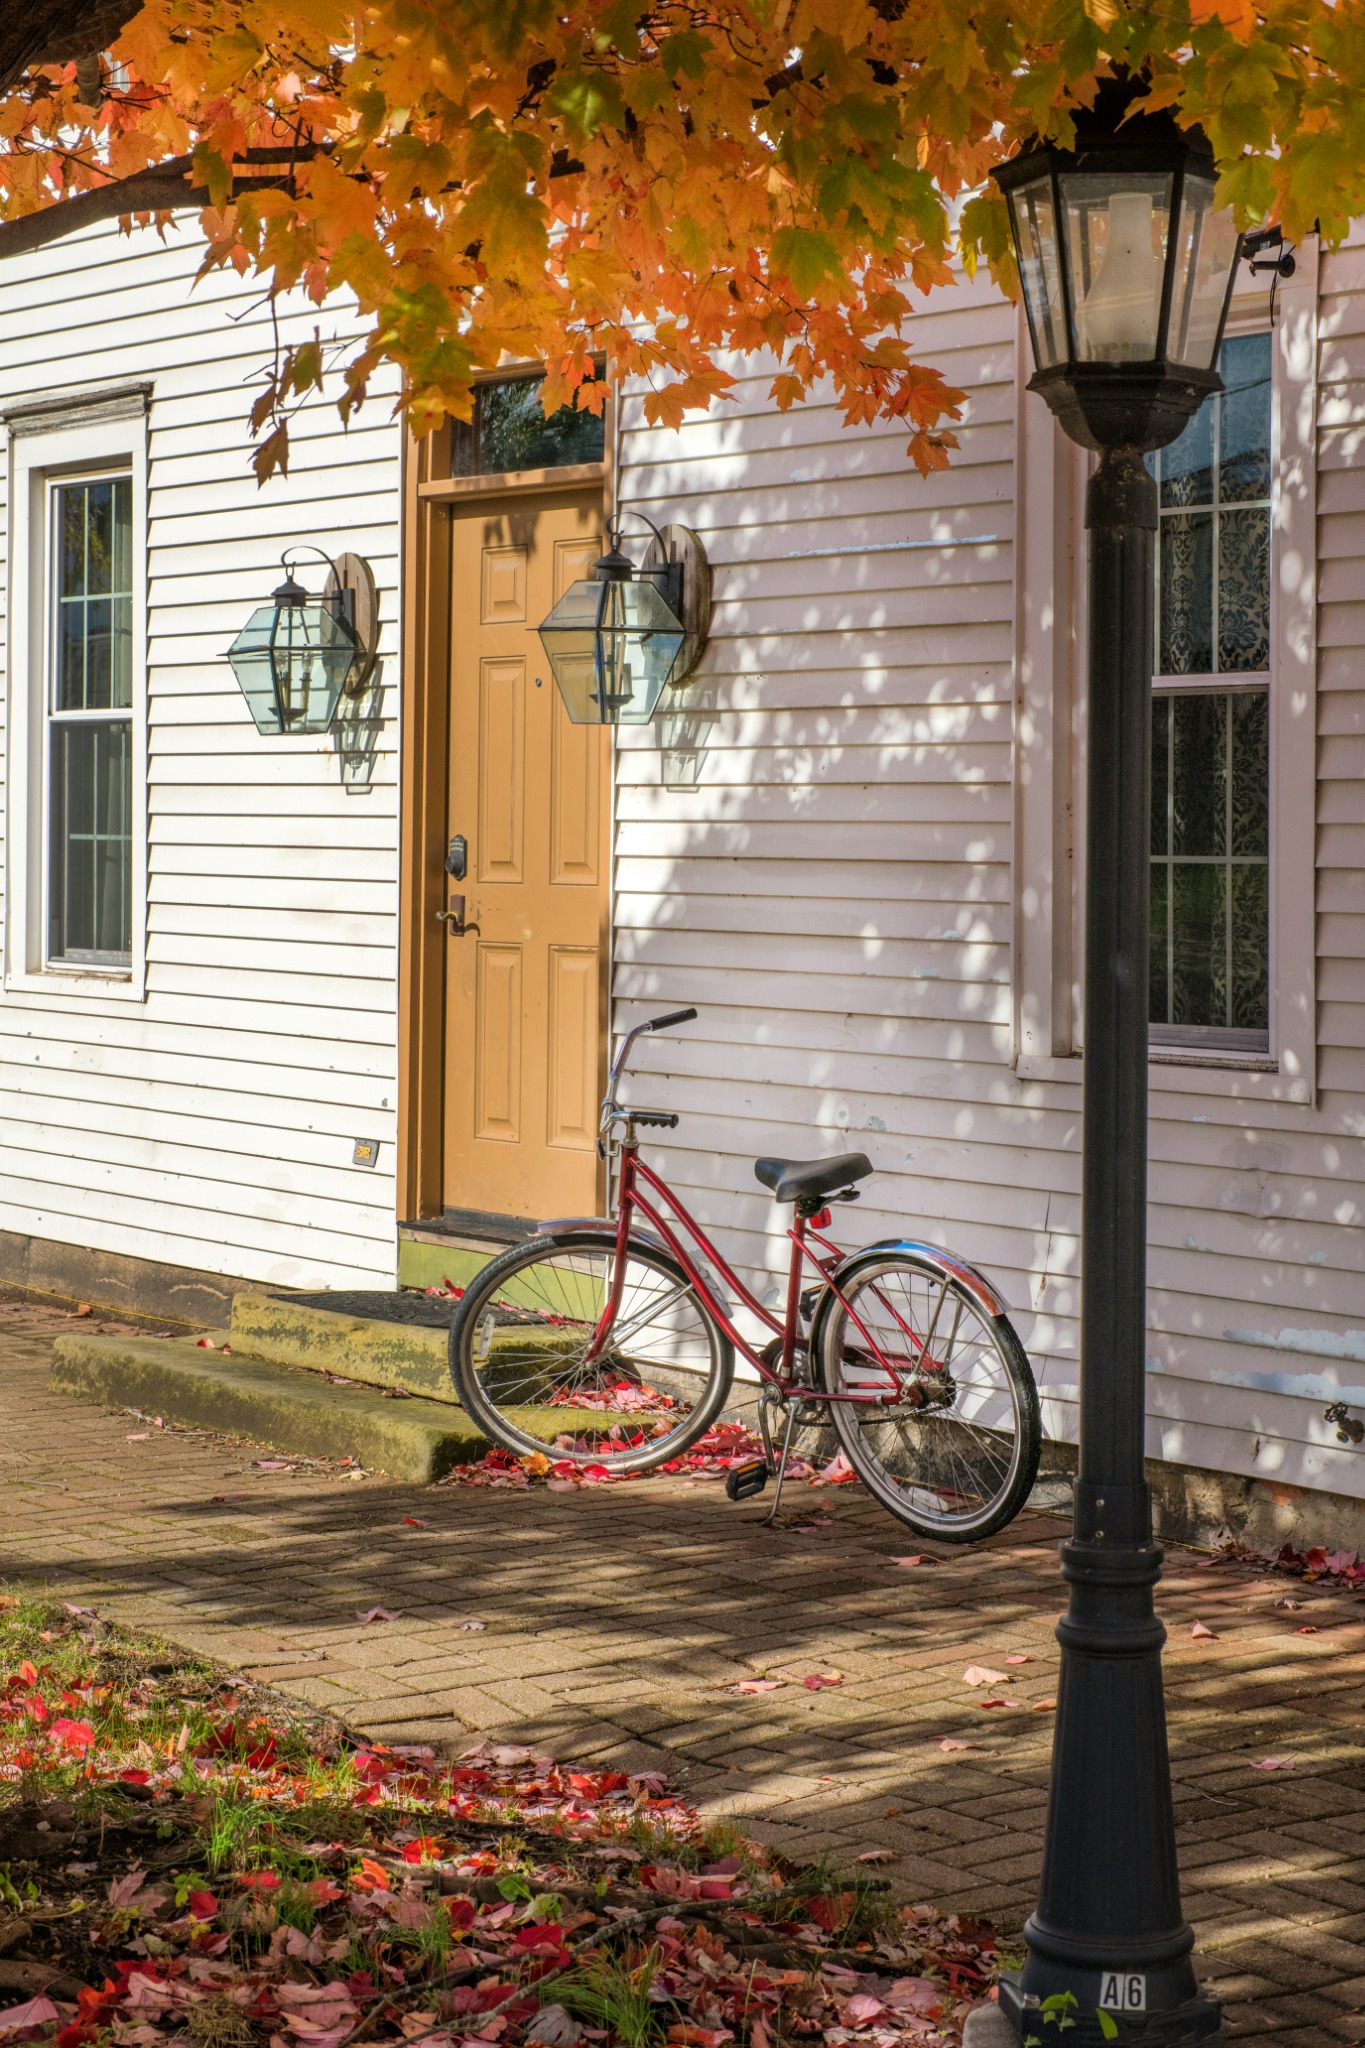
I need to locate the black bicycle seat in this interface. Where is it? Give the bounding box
[754,1152,874,1204]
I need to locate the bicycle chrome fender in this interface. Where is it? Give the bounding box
[535,1215,674,1259]
[821,1239,1011,1320]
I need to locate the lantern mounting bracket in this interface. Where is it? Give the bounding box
[1243,225,1296,280]
[638,522,711,688]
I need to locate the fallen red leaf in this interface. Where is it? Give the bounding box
[802,1672,843,1690]
[50,1717,95,1751]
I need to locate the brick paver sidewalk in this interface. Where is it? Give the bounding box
[3,1302,1365,2047]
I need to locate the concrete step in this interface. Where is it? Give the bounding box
[230,1293,456,1404]
[50,1330,490,1482]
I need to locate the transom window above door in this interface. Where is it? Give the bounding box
[451,371,606,479]
[1149,331,1271,1049]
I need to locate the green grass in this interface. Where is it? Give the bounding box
[204,1794,265,1873]
[561,1946,665,2048]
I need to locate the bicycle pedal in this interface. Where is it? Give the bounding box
[725,1460,770,1502]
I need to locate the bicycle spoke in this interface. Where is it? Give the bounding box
[455,1235,730,1471]
[818,1252,1038,1539]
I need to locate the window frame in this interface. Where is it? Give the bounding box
[1012,243,1318,1105]
[5,405,149,1001]
[1149,323,1273,1053]
[46,468,137,968]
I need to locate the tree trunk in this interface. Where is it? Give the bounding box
[1,0,145,98]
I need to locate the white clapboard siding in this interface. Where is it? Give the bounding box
[0,218,403,1289]
[615,251,1365,1502]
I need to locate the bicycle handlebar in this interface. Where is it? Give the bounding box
[642,1007,697,1034]
[601,1006,697,1130]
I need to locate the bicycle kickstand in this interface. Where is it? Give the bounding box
[760,1399,801,1528]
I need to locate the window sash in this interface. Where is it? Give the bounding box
[45,470,134,968]
[1149,331,1272,1049]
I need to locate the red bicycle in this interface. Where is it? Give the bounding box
[450,1007,1041,1541]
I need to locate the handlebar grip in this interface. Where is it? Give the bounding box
[645,1007,697,1033]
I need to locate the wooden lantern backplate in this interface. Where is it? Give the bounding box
[325,551,381,694]
[640,524,710,687]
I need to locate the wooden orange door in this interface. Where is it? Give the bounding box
[443,491,608,1225]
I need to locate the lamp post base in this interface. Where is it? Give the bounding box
[992,1977,1223,2048]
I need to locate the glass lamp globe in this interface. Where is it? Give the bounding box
[993,75,1242,451]
[537,547,687,726]
[226,571,362,735]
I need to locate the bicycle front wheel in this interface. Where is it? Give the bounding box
[811,1247,1040,1541]
[450,1229,734,1474]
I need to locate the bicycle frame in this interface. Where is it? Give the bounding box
[587,1138,938,1407]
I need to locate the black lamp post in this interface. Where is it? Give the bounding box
[988,77,1242,2048]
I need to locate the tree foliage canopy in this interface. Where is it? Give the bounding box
[1,0,1358,478]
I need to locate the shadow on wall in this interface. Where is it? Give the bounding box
[333,662,386,791]
[604,343,1070,1392]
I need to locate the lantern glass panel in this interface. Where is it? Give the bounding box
[227,600,358,734]
[1166,171,1241,370]
[538,575,685,725]
[1007,173,1067,369]
[1059,172,1174,360]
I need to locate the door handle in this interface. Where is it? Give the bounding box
[437,894,481,938]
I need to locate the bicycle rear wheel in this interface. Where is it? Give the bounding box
[811,1247,1040,1541]
[450,1228,734,1474]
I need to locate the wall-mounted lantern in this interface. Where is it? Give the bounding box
[536,514,710,726]
[226,547,377,735]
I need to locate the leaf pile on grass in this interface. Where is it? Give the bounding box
[438,1434,859,1495]
[0,1597,997,2048]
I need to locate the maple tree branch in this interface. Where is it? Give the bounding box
[0,160,202,260]
[0,0,144,99]
[0,145,330,263]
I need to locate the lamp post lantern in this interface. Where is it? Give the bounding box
[988,76,1241,2048]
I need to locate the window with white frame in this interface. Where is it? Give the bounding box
[1013,250,1316,1100]
[1149,330,1271,1048]
[5,397,148,995]
[46,471,135,964]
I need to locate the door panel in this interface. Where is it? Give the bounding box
[481,545,527,624]
[445,491,607,1223]
[477,658,525,882]
[473,944,523,1142]
[550,696,600,885]
[547,945,599,1150]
